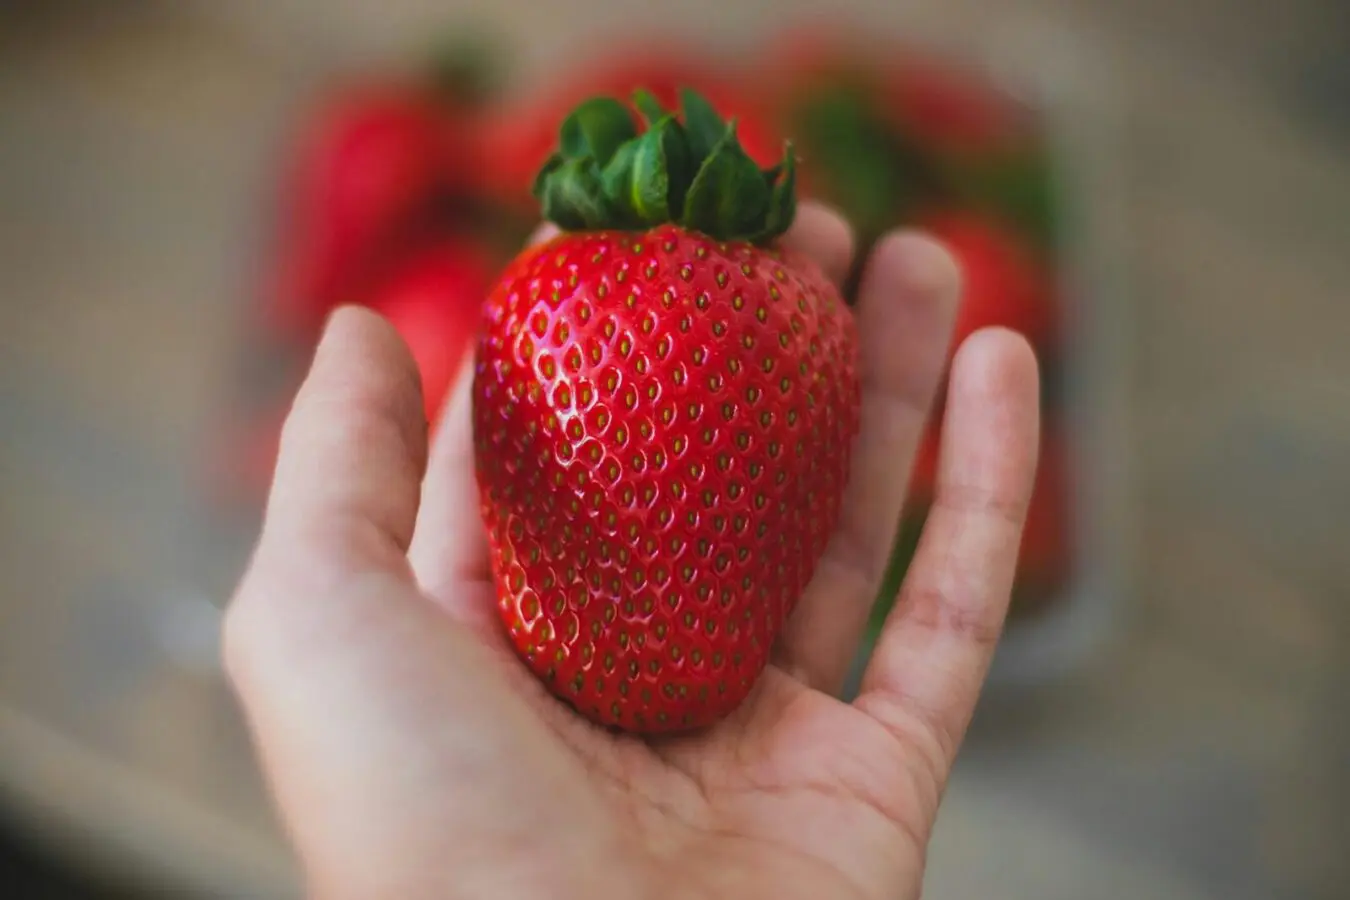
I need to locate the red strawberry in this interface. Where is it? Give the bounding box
[1017,428,1074,592]
[369,238,493,424]
[764,26,1033,155]
[919,210,1058,354]
[907,421,942,504]
[473,88,861,733]
[263,80,472,339]
[884,57,1032,156]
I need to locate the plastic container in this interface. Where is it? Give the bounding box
[828,21,1133,696]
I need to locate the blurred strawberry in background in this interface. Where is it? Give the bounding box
[215,234,492,501]
[1012,428,1076,614]
[918,209,1059,355]
[906,422,943,506]
[368,236,494,424]
[259,37,502,341]
[756,25,1059,284]
[261,80,468,339]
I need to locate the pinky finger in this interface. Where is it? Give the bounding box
[854,328,1040,787]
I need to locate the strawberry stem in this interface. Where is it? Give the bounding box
[534,87,797,244]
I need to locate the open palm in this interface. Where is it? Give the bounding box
[224,204,1040,899]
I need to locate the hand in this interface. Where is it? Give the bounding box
[223,203,1041,900]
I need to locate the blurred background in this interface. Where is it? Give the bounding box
[2,0,1348,897]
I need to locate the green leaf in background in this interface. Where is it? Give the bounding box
[865,505,930,638]
[424,30,508,106]
[786,84,953,301]
[947,147,1062,253]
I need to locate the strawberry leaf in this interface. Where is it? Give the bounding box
[600,115,691,227]
[680,86,725,169]
[634,115,691,224]
[599,142,644,229]
[559,97,637,168]
[531,152,565,199]
[681,119,770,241]
[751,145,797,243]
[632,89,669,127]
[535,86,795,244]
[539,157,613,230]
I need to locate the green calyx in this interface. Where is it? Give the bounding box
[532,87,796,244]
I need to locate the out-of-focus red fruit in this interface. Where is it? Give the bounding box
[264,82,471,339]
[882,56,1033,156]
[206,236,490,504]
[368,239,494,424]
[761,25,1033,154]
[1019,429,1074,590]
[907,421,943,504]
[891,421,1074,609]
[918,210,1058,354]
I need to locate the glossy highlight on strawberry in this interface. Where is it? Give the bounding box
[473,88,860,733]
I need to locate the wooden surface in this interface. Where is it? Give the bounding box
[1,1,1347,898]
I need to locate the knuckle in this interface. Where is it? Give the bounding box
[863,686,958,800]
[899,581,1004,650]
[932,480,1029,529]
[824,520,892,589]
[218,545,330,693]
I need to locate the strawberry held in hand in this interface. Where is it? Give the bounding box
[473,88,861,733]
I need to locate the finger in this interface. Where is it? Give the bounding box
[778,232,960,693]
[407,356,503,636]
[257,306,429,573]
[782,201,855,286]
[855,328,1039,788]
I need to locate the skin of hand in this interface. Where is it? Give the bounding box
[223,202,1041,900]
